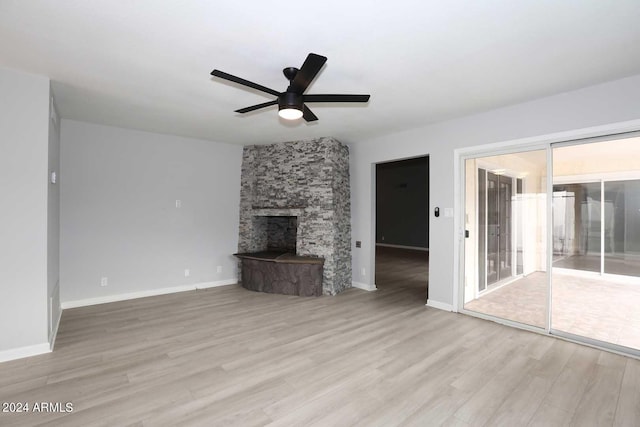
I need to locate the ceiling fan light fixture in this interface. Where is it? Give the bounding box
[278,106,303,120]
[278,91,303,120]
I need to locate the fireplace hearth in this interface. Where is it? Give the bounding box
[234,251,324,296]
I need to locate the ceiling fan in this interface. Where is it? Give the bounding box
[210,53,370,122]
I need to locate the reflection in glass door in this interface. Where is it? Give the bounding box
[486,173,513,286]
[604,180,640,277]
[552,137,640,353]
[552,182,602,272]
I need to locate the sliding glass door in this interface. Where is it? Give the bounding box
[552,138,640,352]
[461,133,640,356]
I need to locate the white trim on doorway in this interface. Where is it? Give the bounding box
[426,299,453,312]
[352,281,378,291]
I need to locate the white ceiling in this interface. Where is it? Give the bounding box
[2,1,640,146]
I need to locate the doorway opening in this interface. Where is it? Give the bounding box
[374,156,429,302]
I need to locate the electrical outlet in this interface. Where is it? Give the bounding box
[176,199,182,208]
[184,269,190,277]
[216,266,222,273]
[361,267,366,277]
[100,277,108,287]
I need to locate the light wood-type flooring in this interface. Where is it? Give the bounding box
[1,254,640,425]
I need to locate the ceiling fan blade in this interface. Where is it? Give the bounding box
[304,94,370,103]
[211,69,281,97]
[302,105,318,122]
[289,53,327,94]
[235,100,278,114]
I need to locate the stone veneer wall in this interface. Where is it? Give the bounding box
[237,137,352,295]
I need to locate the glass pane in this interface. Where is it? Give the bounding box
[604,180,640,277]
[552,137,640,351]
[463,149,548,328]
[552,183,601,272]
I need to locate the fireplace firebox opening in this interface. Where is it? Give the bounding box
[253,215,298,254]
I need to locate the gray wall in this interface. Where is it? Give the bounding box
[350,73,640,308]
[376,157,429,248]
[0,67,50,354]
[47,89,61,342]
[60,120,243,303]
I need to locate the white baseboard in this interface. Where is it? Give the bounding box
[352,281,377,291]
[61,279,237,309]
[426,299,454,312]
[0,343,51,363]
[49,307,62,351]
[376,243,429,251]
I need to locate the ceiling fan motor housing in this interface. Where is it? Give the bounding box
[279,91,303,111]
[283,67,298,82]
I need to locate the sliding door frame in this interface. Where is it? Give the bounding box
[453,125,640,358]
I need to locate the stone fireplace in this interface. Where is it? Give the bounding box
[237,137,351,295]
